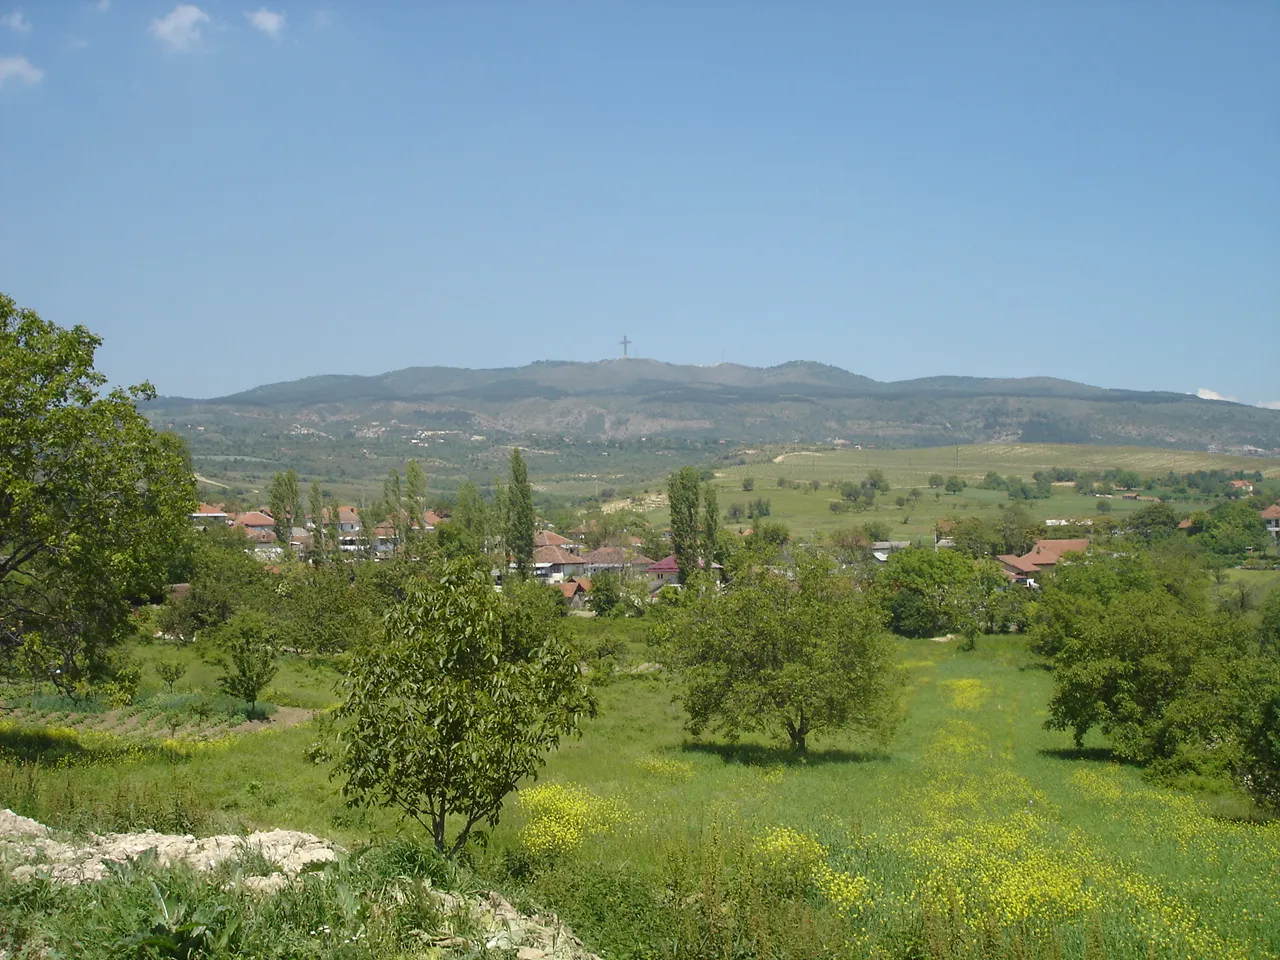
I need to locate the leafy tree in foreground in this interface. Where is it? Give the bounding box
[213,610,278,716]
[329,559,594,854]
[657,557,903,753]
[507,448,535,580]
[0,294,194,692]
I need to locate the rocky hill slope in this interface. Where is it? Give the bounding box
[148,359,1280,454]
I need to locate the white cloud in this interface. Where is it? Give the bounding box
[0,54,41,87]
[150,4,209,52]
[1258,401,1280,410]
[246,8,285,38]
[96,0,110,10]
[1195,388,1237,402]
[2,9,31,32]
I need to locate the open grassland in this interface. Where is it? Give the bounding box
[490,636,1280,959]
[625,443,1280,540]
[3,633,1277,958]
[722,444,1280,489]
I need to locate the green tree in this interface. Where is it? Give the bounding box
[0,294,195,692]
[268,469,300,547]
[213,610,278,717]
[587,570,624,617]
[742,477,755,492]
[928,473,945,489]
[945,476,965,495]
[701,482,720,565]
[308,481,326,558]
[866,469,890,494]
[874,548,977,638]
[404,459,428,536]
[656,556,903,753]
[155,659,186,695]
[1128,502,1180,543]
[1044,592,1252,762]
[668,466,703,585]
[507,449,535,580]
[329,559,594,854]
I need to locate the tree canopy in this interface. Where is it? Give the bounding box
[657,557,903,753]
[0,294,194,691]
[329,558,594,854]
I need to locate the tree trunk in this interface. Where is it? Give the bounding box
[787,709,809,754]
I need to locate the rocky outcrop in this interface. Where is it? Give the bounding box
[0,809,599,959]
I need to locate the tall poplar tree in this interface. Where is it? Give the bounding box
[506,449,535,580]
[668,466,703,585]
[701,482,720,565]
[308,481,326,558]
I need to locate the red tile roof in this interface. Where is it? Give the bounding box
[236,511,275,527]
[534,530,572,548]
[338,506,360,524]
[570,576,592,592]
[580,546,655,567]
[648,555,679,574]
[557,581,586,599]
[997,554,1040,575]
[195,503,228,515]
[533,545,582,565]
[1261,504,1280,520]
[423,510,444,527]
[1023,539,1090,566]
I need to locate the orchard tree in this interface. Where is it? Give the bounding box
[656,556,903,753]
[329,558,594,854]
[213,610,278,717]
[0,294,194,692]
[873,547,977,638]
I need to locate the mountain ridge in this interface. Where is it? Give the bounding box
[145,359,1280,455]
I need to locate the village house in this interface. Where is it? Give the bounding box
[190,503,231,527]
[556,579,590,609]
[532,545,588,582]
[534,530,582,554]
[234,510,276,535]
[646,555,723,590]
[1262,504,1280,543]
[997,538,1090,584]
[579,546,655,576]
[1229,479,1255,494]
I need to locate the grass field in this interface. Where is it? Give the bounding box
[3,630,1277,958]
[720,444,1280,490]
[486,635,1280,958]
[613,443,1279,541]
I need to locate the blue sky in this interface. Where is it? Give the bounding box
[1,2,1277,404]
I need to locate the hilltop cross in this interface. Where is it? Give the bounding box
[620,335,631,358]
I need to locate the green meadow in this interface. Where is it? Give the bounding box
[617,443,1277,541]
[4,630,1278,958]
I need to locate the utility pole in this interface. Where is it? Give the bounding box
[619,335,631,358]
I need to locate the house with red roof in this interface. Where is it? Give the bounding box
[997,538,1090,583]
[556,579,589,608]
[647,555,723,589]
[1229,479,1255,494]
[532,545,587,582]
[580,546,655,575]
[235,510,276,534]
[1261,503,1280,542]
[534,530,581,554]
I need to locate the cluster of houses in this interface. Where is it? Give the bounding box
[192,504,708,599]
[191,503,444,559]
